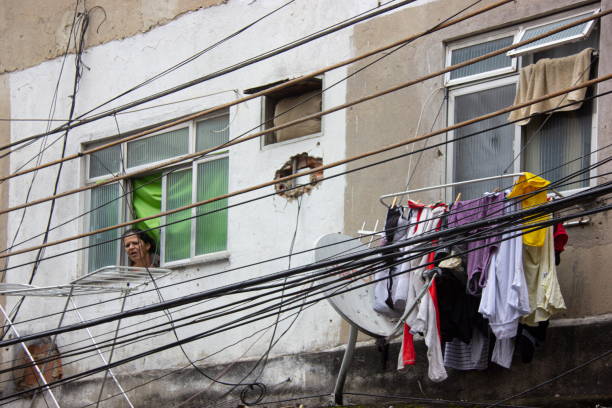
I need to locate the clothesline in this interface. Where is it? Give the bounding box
[379,172,566,208]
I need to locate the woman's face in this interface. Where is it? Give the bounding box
[123,234,151,266]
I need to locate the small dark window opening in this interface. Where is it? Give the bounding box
[246,78,323,145]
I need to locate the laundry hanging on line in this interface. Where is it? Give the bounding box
[371,175,568,381]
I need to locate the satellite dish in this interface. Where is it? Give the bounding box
[314,233,397,337]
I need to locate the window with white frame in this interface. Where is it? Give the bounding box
[85,113,230,271]
[446,8,598,200]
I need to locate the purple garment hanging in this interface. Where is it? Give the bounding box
[447,193,505,294]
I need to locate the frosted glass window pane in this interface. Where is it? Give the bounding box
[453,84,516,199]
[88,183,121,272]
[89,143,121,178]
[450,36,513,80]
[196,115,230,151]
[523,102,592,191]
[196,158,228,255]
[165,169,192,262]
[127,128,189,168]
[512,14,594,55]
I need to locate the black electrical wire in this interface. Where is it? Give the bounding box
[4,198,612,388]
[2,99,608,360]
[245,194,304,398]
[2,196,383,370]
[7,0,83,251]
[3,166,608,402]
[1,206,537,375]
[0,0,424,153]
[0,1,91,356]
[5,243,403,371]
[2,232,399,381]
[0,188,596,382]
[79,299,329,408]
[251,394,333,407]
[3,299,319,408]
[8,253,344,390]
[1,11,608,402]
[15,184,609,344]
[0,1,598,198]
[0,8,85,402]
[2,151,609,341]
[2,253,394,400]
[2,160,609,361]
[0,0,296,163]
[0,3,94,348]
[3,200,610,404]
[0,293,264,387]
[0,145,608,334]
[4,83,610,277]
[3,184,609,354]
[0,255,447,397]
[0,0,484,259]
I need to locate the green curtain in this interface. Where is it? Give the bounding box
[132,174,162,243]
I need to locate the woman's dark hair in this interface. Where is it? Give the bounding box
[121,229,156,254]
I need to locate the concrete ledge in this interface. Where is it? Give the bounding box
[8,317,610,407]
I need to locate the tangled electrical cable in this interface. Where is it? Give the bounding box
[2,85,610,280]
[1,180,609,369]
[1,197,610,406]
[0,0,493,265]
[0,0,521,187]
[0,0,425,153]
[0,2,608,404]
[1,140,610,343]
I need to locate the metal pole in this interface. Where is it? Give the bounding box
[333,324,358,405]
[0,303,61,408]
[94,291,129,408]
[70,297,134,408]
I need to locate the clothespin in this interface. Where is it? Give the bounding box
[454,192,462,204]
[552,188,564,198]
[391,197,398,208]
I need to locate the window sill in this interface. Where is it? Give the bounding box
[163,251,230,270]
[261,132,322,150]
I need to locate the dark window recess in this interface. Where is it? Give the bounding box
[274,153,323,199]
[246,78,322,145]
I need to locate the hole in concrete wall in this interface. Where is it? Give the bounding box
[13,337,63,394]
[274,153,323,199]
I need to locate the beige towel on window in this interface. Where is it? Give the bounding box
[508,47,593,126]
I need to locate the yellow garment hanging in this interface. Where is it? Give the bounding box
[507,172,551,247]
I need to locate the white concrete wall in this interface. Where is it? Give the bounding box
[4,0,379,383]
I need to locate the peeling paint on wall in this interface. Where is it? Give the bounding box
[0,0,227,73]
